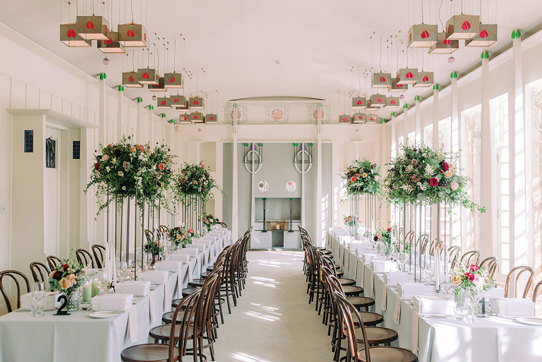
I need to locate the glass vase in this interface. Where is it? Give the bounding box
[455,288,480,323]
[66,291,80,312]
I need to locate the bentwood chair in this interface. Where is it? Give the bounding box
[0,270,31,313]
[29,262,49,283]
[532,280,542,303]
[217,221,227,228]
[479,257,498,278]
[121,291,199,362]
[334,293,417,362]
[429,238,443,257]
[76,249,95,268]
[448,246,462,269]
[505,266,534,299]
[92,244,106,268]
[460,250,481,267]
[46,255,62,271]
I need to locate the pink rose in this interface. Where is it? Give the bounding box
[450,181,459,191]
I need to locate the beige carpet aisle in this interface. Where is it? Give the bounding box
[213,250,334,362]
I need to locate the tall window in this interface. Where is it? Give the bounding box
[424,124,433,148]
[491,93,511,273]
[461,105,482,250]
[438,117,451,152]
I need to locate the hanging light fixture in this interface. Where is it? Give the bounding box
[368,94,387,108]
[407,0,437,48]
[338,114,351,123]
[179,113,191,124]
[205,113,218,123]
[149,77,166,92]
[138,68,158,85]
[445,11,480,40]
[118,23,147,47]
[189,96,204,109]
[170,95,187,108]
[372,72,391,88]
[190,112,205,123]
[76,15,109,40]
[165,34,184,88]
[60,23,91,47]
[397,68,418,85]
[390,77,407,93]
[352,97,367,109]
[98,31,124,53]
[386,96,400,107]
[157,96,171,109]
[351,113,367,124]
[413,71,434,88]
[367,114,381,123]
[466,24,497,47]
[429,32,459,54]
[122,50,142,88]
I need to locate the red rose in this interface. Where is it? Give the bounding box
[442,162,450,171]
[188,228,194,233]
[469,265,479,272]
[350,171,354,175]
[387,228,392,232]
[351,177,356,182]
[464,272,475,281]
[94,162,100,170]
[157,163,165,171]
[136,144,144,152]
[63,264,69,270]
[53,271,62,280]
[429,178,439,187]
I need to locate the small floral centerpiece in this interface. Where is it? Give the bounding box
[373,227,392,255]
[167,226,195,249]
[48,255,86,311]
[175,162,220,201]
[344,215,359,227]
[451,263,495,321]
[343,160,381,195]
[144,238,164,257]
[385,144,484,211]
[202,213,219,231]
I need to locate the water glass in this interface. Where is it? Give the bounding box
[31,282,47,317]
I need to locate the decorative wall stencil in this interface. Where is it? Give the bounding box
[307,104,329,122]
[265,105,288,122]
[226,104,247,123]
[243,142,263,174]
[286,181,297,193]
[293,143,313,174]
[257,181,269,192]
[46,137,56,168]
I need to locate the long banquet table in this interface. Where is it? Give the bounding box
[0,227,232,362]
[326,229,542,362]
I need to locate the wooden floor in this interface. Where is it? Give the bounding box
[212,250,333,362]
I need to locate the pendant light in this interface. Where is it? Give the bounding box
[445,0,480,40]
[118,0,147,46]
[351,113,367,124]
[466,2,497,47]
[165,34,184,88]
[372,37,391,88]
[98,1,123,53]
[206,90,218,123]
[407,0,437,48]
[60,2,90,47]
[122,51,142,88]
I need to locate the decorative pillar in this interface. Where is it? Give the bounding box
[231,104,239,240]
[402,104,409,144]
[136,97,143,144]
[414,96,422,143]
[432,84,439,148]
[480,51,495,258]
[116,86,125,141]
[316,112,323,246]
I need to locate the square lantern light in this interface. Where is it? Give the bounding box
[368,94,387,108]
[390,78,407,93]
[351,113,367,124]
[386,97,400,108]
[60,23,91,47]
[170,95,187,108]
[429,32,459,54]
[97,31,124,53]
[122,71,142,88]
[149,77,166,92]
[206,113,218,123]
[367,114,381,123]
[157,97,171,109]
[189,97,204,109]
[76,15,109,40]
[413,71,434,88]
[137,68,158,85]
[179,113,191,124]
[371,72,391,88]
[164,72,183,88]
[190,112,205,123]
[352,97,367,109]
[118,23,147,47]
[397,68,418,85]
[407,24,438,48]
[466,24,498,47]
[446,14,480,40]
[338,114,351,124]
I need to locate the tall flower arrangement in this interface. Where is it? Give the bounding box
[343,160,381,195]
[343,215,359,227]
[175,162,219,201]
[384,144,484,211]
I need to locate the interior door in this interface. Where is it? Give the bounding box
[44,127,61,257]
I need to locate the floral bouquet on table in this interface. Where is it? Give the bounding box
[451,263,495,293]
[202,213,219,231]
[373,227,392,255]
[144,238,164,257]
[48,254,86,311]
[344,215,359,227]
[343,160,381,196]
[167,226,195,249]
[385,143,485,212]
[175,162,220,202]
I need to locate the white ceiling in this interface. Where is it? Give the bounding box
[1,0,542,120]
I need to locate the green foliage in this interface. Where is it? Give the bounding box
[167,226,195,248]
[48,253,86,294]
[174,162,220,201]
[343,160,381,195]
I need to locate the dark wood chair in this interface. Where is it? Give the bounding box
[76,249,95,268]
[479,257,498,278]
[29,262,49,283]
[505,265,534,298]
[335,293,417,362]
[217,221,227,228]
[92,244,106,269]
[47,255,62,271]
[0,270,31,313]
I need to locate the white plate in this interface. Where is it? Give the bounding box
[515,317,542,326]
[88,311,118,319]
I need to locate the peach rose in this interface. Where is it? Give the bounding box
[444,171,453,179]
[452,275,461,285]
[59,277,70,290]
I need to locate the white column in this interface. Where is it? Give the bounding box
[415,96,422,143]
[402,105,409,144]
[432,85,439,148]
[316,129,323,246]
[116,88,124,141]
[231,105,239,240]
[136,99,143,144]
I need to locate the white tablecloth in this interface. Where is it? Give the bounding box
[327,230,542,362]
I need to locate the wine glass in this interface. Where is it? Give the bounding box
[31,282,47,317]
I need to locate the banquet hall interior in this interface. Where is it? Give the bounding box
[1,0,542,361]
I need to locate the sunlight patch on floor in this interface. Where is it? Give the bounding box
[230,352,270,362]
[244,310,281,322]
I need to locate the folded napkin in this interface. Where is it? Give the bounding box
[154,260,182,273]
[20,292,60,310]
[412,310,420,355]
[127,305,138,343]
[175,248,199,257]
[490,298,535,318]
[115,281,150,297]
[481,287,505,299]
[91,293,133,312]
[413,296,455,316]
[361,253,380,265]
[139,270,169,285]
[166,254,190,262]
[397,282,434,300]
[384,272,414,287]
[381,285,388,311]
[394,293,403,323]
[371,260,398,273]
